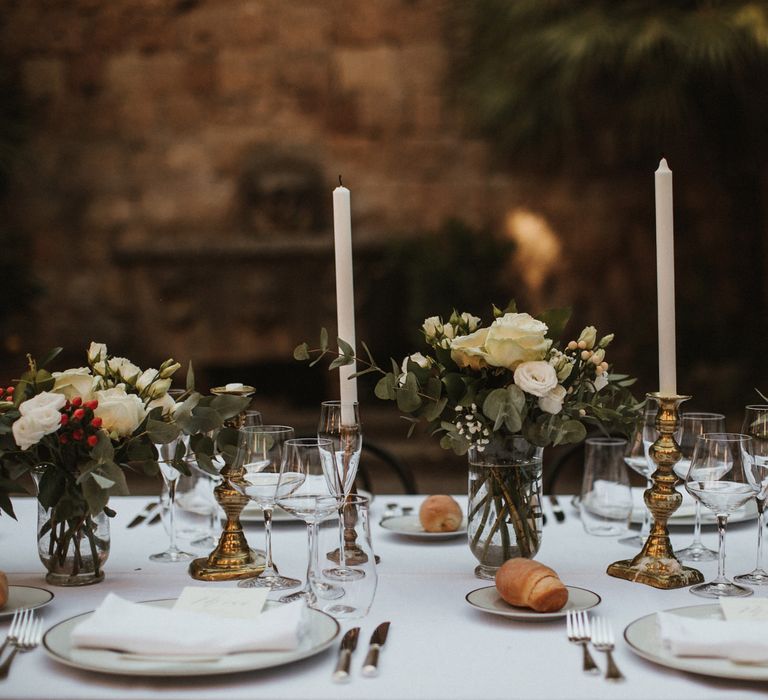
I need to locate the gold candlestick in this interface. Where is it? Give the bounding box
[606,392,704,589]
[189,384,266,581]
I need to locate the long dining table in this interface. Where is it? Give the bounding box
[0,494,766,700]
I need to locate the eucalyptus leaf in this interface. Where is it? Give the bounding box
[396,373,422,413]
[337,337,354,357]
[320,327,329,351]
[293,343,310,361]
[82,475,109,515]
[210,395,250,420]
[147,419,181,444]
[375,374,397,401]
[91,473,115,489]
[186,362,195,391]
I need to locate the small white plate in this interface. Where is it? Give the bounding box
[42,599,339,677]
[465,585,600,621]
[0,586,54,619]
[624,604,768,681]
[379,514,467,540]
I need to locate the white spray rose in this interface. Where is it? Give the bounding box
[147,392,176,416]
[13,392,66,450]
[147,378,172,400]
[94,387,146,438]
[538,385,567,415]
[52,368,97,401]
[87,342,108,364]
[135,369,160,393]
[513,361,559,397]
[401,352,431,374]
[18,391,67,416]
[450,328,490,371]
[484,313,550,370]
[460,312,481,332]
[108,357,142,384]
[422,316,443,339]
[578,326,597,350]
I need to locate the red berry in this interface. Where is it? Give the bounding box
[86,435,98,448]
[6,386,13,394]
[72,429,84,441]
[84,400,99,410]
[0,388,4,397]
[59,434,69,445]
[73,408,86,421]
[71,396,82,407]
[60,414,69,426]
[90,417,103,429]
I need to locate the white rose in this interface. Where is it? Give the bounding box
[135,368,160,393]
[12,415,49,450]
[578,326,597,349]
[513,360,558,397]
[147,392,176,416]
[52,368,97,401]
[87,342,108,364]
[538,384,567,415]
[147,378,172,400]
[484,313,550,369]
[94,387,146,438]
[460,312,481,332]
[450,328,490,371]
[108,357,141,384]
[18,391,66,416]
[422,316,443,339]
[401,352,431,374]
[443,323,455,340]
[593,374,609,392]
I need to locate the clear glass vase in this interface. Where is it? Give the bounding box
[468,437,544,580]
[36,502,110,586]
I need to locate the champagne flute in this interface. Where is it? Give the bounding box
[276,438,341,604]
[318,400,363,581]
[685,432,756,598]
[734,405,768,585]
[235,425,300,590]
[673,412,726,562]
[621,408,657,547]
[149,438,194,562]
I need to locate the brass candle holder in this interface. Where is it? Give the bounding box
[606,392,704,589]
[189,384,266,582]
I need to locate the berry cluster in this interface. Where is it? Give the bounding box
[59,396,101,448]
[0,385,14,401]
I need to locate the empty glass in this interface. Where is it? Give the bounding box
[685,433,756,598]
[673,412,726,562]
[150,440,194,563]
[735,405,768,585]
[580,437,632,536]
[312,494,377,619]
[621,408,657,547]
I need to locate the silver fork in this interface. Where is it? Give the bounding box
[0,610,42,678]
[566,610,599,674]
[0,610,26,658]
[591,617,625,681]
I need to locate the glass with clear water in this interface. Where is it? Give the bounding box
[581,437,632,536]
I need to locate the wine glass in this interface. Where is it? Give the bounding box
[317,401,363,581]
[149,438,195,563]
[621,407,657,547]
[684,432,757,598]
[734,405,768,585]
[673,412,726,562]
[275,438,341,604]
[241,410,263,428]
[235,425,300,590]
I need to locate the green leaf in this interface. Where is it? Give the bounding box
[423,396,448,422]
[210,395,250,420]
[38,347,63,369]
[91,432,115,462]
[537,307,571,340]
[91,473,115,489]
[503,299,518,314]
[320,327,329,351]
[337,337,354,357]
[186,362,195,391]
[442,373,467,404]
[82,475,109,515]
[293,343,310,361]
[329,355,353,370]
[374,374,397,401]
[396,373,422,413]
[557,420,588,445]
[147,419,181,444]
[37,469,66,510]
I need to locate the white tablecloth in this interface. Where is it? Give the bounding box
[0,495,766,700]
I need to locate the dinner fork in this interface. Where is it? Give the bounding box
[0,610,42,679]
[590,617,624,681]
[0,609,25,658]
[566,610,599,674]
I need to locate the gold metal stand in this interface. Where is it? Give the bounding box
[606,392,704,589]
[189,385,265,581]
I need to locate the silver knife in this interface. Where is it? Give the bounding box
[126,501,159,529]
[332,627,360,683]
[549,495,565,523]
[361,621,390,677]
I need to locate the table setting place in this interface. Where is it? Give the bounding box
[2,165,768,700]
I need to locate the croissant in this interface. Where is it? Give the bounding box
[0,571,7,609]
[419,495,463,532]
[494,558,568,612]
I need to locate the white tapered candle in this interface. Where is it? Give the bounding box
[655,158,677,396]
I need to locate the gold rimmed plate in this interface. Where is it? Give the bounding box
[42,599,339,677]
[379,514,467,540]
[465,585,600,621]
[0,585,54,619]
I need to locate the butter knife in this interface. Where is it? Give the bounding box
[549,495,565,523]
[332,627,360,683]
[361,621,390,677]
[126,500,159,529]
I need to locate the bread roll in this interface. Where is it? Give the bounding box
[419,495,463,532]
[494,558,568,612]
[0,571,7,609]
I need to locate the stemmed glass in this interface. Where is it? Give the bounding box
[318,401,363,581]
[684,432,757,598]
[621,408,657,547]
[276,438,341,604]
[673,412,726,562]
[150,439,194,563]
[735,405,768,585]
[235,425,300,590]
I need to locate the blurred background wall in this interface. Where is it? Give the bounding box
[0,0,766,491]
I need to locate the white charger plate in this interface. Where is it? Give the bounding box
[465,585,600,621]
[624,604,768,681]
[42,599,339,677]
[379,514,467,540]
[0,586,54,619]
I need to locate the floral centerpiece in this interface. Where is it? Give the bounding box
[0,343,248,585]
[296,303,639,577]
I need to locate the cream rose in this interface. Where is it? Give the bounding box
[135,368,160,393]
[87,341,108,364]
[52,368,97,401]
[18,391,66,416]
[13,392,66,450]
[422,316,443,339]
[108,357,142,384]
[578,326,597,349]
[401,352,431,374]
[484,313,550,369]
[147,392,176,416]
[513,361,558,397]
[538,384,567,415]
[94,387,146,438]
[450,328,490,371]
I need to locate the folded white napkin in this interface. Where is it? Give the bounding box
[657,612,768,663]
[71,593,305,656]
